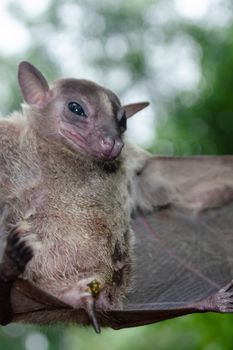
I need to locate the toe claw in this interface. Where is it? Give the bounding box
[197,279,233,313]
[223,279,233,292]
[2,225,35,280]
[86,301,101,334]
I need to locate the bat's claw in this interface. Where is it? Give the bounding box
[7,226,34,271]
[0,221,37,325]
[60,277,102,333]
[85,279,101,333]
[215,279,233,312]
[198,279,233,313]
[85,299,101,334]
[0,223,35,282]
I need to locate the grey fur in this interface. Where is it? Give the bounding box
[2,62,232,328]
[0,62,150,325]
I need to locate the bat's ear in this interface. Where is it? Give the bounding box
[122,102,150,119]
[18,61,52,108]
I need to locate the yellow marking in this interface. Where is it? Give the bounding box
[87,279,101,298]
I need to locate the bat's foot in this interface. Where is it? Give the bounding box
[60,278,102,333]
[0,222,34,326]
[0,223,35,282]
[198,280,233,313]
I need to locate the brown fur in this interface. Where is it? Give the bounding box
[0,62,150,325]
[2,62,231,328]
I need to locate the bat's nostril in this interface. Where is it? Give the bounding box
[100,136,115,154]
[99,136,124,160]
[115,139,124,150]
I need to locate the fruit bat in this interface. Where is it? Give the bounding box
[0,62,233,333]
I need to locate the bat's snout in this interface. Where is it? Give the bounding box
[100,136,124,160]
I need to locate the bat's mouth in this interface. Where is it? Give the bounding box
[60,127,87,151]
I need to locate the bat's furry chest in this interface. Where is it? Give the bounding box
[19,154,133,304]
[35,159,130,242]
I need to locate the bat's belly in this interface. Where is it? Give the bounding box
[22,191,132,310]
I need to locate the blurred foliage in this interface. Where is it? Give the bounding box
[2,313,233,350]
[1,0,233,349]
[155,23,233,155]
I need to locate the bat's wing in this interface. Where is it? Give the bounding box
[7,156,233,330]
[106,156,233,329]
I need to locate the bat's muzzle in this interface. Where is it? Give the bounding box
[100,136,124,160]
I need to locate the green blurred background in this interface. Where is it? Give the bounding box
[1,0,233,349]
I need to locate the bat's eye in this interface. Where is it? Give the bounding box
[119,112,127,132]
[68,102,86,117]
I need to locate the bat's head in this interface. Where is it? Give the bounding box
[18,61,149,161]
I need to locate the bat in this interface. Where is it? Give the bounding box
[0,62,233,333]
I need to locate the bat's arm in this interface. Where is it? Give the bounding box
[106,279,233,329]
[1,261,233,329]
[134,155,233,212]
[106,305,199,329]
